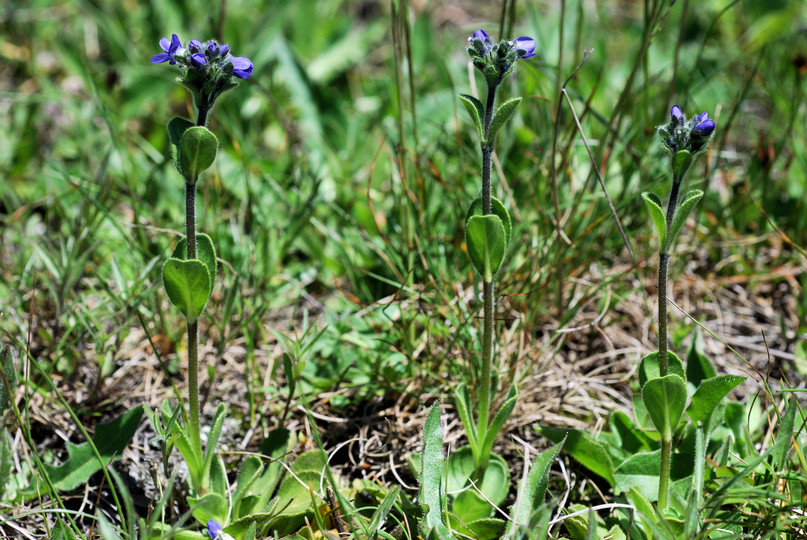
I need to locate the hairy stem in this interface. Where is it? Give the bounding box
[185,180,202,463]
[659,437,672,509]
[657,252,670,376]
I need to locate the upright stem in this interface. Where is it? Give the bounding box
[185,103,210,465]
[657,175,683,377]
[475,81,499,473]
[659,437,672,509]
[185,180,202,462]
[657,252,670,376]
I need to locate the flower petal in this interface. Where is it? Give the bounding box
[207,520,223,539]
[169,34,183,54]
[159,37,170,53]
[231,56,253,78]
[513,36,536,59]
[670,105,684,125]
[219,44,230,57]
[693,119,715,136]
[151,52,171,64]
[191,52,207,67]
[472,29,489,41]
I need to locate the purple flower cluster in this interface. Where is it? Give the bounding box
[658,105,716,155]
[151,34,253,80]
[466,29,535,85]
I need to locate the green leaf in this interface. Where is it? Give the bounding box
[686,375,746,424]
[449,516,506,540]
[487,97,522,143]
[0,346,17,415]
[505,438,564,539]
[200,403,227,493]
[628,486,656,539]
[609,411,656,454]
[368,485,400,534]
[479,384,518,459]
[454,384,478,450]
[42,406,144,492]
[668,189,703,249]
[685,329,717,391]
[642,375,687,439]
[267,450,327,535]
[671,150,693,183]
[641,192,667,252]
[179,126,218,181]
[167,116,194,148]
[231,455,264,519]
[52,519,78,540]
[614,451,693,501]
[419,403,451,540]
[466,215,507,281]
[446,446,509,521]
[537,427,615,485]
[459,94,485,142]
[172,233,217,300]
[772,397,797,472]
[188,491,228,526]
[465,197,512,249]
[162,258,211,324]
[638,351,684,389]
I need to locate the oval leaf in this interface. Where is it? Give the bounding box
[686,375,746,423]
[459,94,485,142]
[639,351,684,389]
[642,374,687,439]
[162,258,211,324]
[179,126,218,181]
[487,97,522,143]
[465,197,512,249]
[671,150,693,182]
[172,233,217,300]
[641,192,667,252]
[167,116,195,148]
[466,215,506,281]
[668,189,703,250]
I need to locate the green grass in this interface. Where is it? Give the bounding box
[1,0,806,537]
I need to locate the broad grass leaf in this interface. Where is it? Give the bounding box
[42,405,144,492]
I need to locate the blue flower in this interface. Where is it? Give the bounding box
[692,112,715,136]
[513,36,535,59]
[206,520,234,540]
[231,56,253,79]
[191,52,207,67]
[151,34,183,65]
[207,520,222,538]
[670,105,684,126]
[188,39,203,53]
